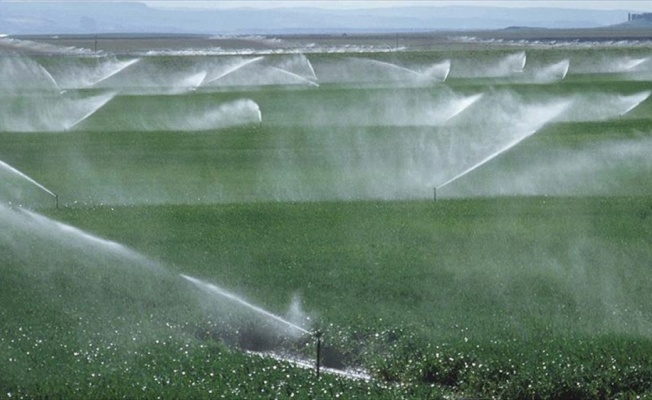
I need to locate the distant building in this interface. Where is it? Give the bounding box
[628,12,652,22]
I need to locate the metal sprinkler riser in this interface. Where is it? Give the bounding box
[314,330,323,378]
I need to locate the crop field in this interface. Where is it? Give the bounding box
[2,36,652,399]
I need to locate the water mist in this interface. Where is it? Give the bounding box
[0,159,57,206]
[1,206,313,348]
[181,274,312,337]
[436,97,573,192]
[313,56,448,86]
[104,98,262,132]
[0,91,115,132]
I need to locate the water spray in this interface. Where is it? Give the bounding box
[90,58,141,87]
[268,66,319,87]
[64,92,116,131]
[618,91,651,117]
[435,129,538,193]
[435,98,573,194]
[204,56,265,85]
[37,64,60,91]
[0,159,58,208]
[181,274,311,334]
[180,274,329,376]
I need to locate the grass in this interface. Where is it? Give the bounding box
[45,196,652,334]
[2,43,652,398]
[2,196,652,398]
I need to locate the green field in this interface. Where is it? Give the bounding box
[2,41,652,399]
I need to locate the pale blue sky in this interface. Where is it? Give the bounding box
[144,1,652,12]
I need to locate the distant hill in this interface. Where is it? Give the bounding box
[0,2,635,35]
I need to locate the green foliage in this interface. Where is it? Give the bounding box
[3,44,652,399]
[15,196,649,398]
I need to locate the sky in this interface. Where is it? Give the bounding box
[3,0,651,12]
[143,1,652,12]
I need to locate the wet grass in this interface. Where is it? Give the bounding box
[46,196,652,334]
[2,45,652,398]
[3,196,642,398]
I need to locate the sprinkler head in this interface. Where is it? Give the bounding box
[314,330,323,339]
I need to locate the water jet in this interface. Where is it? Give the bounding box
[183,70,209,91]
[0,159,58,207]
[319,57,445,86]
[356,57,425,79]
[203,56,265,85]
[180,274,311,336]
[534,59,570,82]
[90,58,141,87]
[64,91,116,130]
[621,57,649,72]
[21,208,165,267]
[268,66,319,87]
[443,93,484,122]
[0,55,60,92]
[179,274,331,375]
[421,60,451,82]
[618,91,651,117]
[37,64,60,91]
[436,98,572,194]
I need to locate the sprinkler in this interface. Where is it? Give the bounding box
[314,330,323,378]
[433,187,437,201]
[55,194,59,209]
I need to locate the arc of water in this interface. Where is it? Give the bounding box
[181,274,311,335]
[623,57,649,71]
[182,70,209,91]
[355,57,426,78]
[437,99,572,191]
[20,209,167,271]
[553,59,571,80]
[555,59,570,79]
[90,58,141,87]
[304,56,318,81]
[203,56,265,85]
[267,66,319,87]
[618,91,651,116]
[0,159,56,198]
[533,59,570,83]
[436,129,536,191]
[22,209,123,251]
[64,92,116,131]
[444,93,484,123]
[37,64,60,91]
[512,51,527,72]
[254,102,263,124]
[421,60,451,82]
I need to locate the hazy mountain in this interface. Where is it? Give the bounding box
[0,2,634,35]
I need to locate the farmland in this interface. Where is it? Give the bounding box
[1,34,652,398]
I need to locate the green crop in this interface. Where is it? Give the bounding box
[2,40,652,399]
